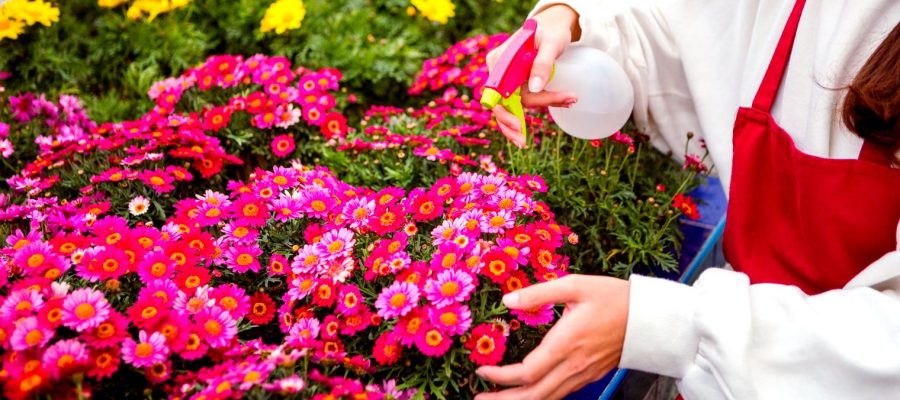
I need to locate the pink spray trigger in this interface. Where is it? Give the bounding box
[480,19,540,140]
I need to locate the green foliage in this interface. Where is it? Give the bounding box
[1,0,536,121]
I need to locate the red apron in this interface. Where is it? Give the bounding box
[722,0,900,295]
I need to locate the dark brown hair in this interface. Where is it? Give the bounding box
[842,23,900,163]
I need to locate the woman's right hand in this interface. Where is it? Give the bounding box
[486,5,582,147]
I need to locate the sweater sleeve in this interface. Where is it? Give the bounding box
[529,0,707,166]
[620,226,900,399]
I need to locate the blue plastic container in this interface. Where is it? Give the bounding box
[565,177,728,400]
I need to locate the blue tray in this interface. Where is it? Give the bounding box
[565,177,728,400]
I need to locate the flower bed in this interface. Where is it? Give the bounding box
[0,4,709,399]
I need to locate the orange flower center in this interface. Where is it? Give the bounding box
[26,254,44,268]
[389,293,407,308]
[135,343,154,358]
[75,303,96,320]
[205,320,222,336]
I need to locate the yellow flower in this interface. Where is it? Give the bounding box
[97,0,130,8]
[0,17,26,41]
[410,0,455,25]
[2,0,59,27]
[124,0,191,21]
[260,0,305,35]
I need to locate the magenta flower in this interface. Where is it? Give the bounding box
[299,189,334,219]
[340,197,375,230]
[223,243,263,273]
[195,307,238,348]
[512,303,555,327]
[424,269,476,308]
[270,196,302,222]
[61,288,111,332]
[42,339,88,378]
[287,317,320,347]
[10,316,53,351]
[427,304,472,336]
[122,330,170,368]
[315,228,355,261]
[271,134,296,158]
[375,281,420,320]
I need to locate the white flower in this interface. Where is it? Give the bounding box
[128,196,150,216]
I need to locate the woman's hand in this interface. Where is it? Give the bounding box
[486,5,582,147]
[474,275,630,400]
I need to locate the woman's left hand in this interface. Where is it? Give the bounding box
[474,275,631,400]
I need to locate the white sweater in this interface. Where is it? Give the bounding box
[529,0,900,398]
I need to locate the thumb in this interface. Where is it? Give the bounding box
[528,34,566,93]
[502,275,581,310]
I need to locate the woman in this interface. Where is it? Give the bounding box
[475,1,900,399]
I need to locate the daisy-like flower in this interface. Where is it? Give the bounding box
[13,241,59,274]
[465,323,507,366]
[136,250,175,282]
[320,257,356,283]
[336,285,362,316]
[247,292,276,325]
[287,317,320,347]
[10,316,53,351]
[320,112,348,139]
[512,303,556,327]
[375,281,419,320]
[373,332,402,366]
[340,197,375,230]
[223,243,263,273]
[122,330,169,368]
[314,228,355,261]
[195,307,238,348]
[264,376,307,394]
[61,288,111,332]
[268,254,288,275]
[423,268,475,308]
[270,196,302,222]
[139,169,175,193]
[145,360,173,384]
[427,303,472,336]
[271,134,296,158]
[415,325,452,357]
[481,249,515,284]
[173,286,215,315]
[392,308,426,344]
[228,195,269,227]
[274,104,302,129]
[291,244,322,274]
[87,347,121,379]
[495,237,530,266]
[408,190,443,222]
[298,189,333,219]
[42,339,89,379]
[82,311,129,348]
[481,209,515,233]
[128,196,150,216]
[211,284,250,320]
[368,205,407,236]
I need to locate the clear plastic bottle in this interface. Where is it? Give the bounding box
[544,46,634,140]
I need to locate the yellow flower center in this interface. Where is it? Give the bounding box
[439,281,459,296]
[205,320,222,336]
[26,254,44,268]
[310,200,326,212]
[75,303,96,320]
[25,329,43,346]
[389,293,407,308]
[135,343,154,358]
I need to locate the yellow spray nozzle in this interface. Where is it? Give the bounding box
[480,88,501,109]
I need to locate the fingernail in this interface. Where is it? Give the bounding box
[528,76,544,93]
[565,98,577,105]
[502,292,520,308]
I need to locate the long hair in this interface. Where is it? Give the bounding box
[842,23,900,163]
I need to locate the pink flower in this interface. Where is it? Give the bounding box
[299,189,334,219]
[195,307,238,348]
[122,330,169,368]
[10,316,53,351]
[375,281,420,320]
[42,339,88,378]
[61,288,111,332]
[139,169,176,193]
[427,304,472,336]
[465,323,507,366]
[415,325,452,357]
[511,303,555,327]
[271,134,296,158]
[314,228,355,261]
[223,243,263,273]
[423,268,475,308]
[340,197,375,230]
[287,317,320,347]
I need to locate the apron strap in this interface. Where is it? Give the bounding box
[751,0,807,112]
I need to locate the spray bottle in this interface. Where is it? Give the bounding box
[480,19,634,140]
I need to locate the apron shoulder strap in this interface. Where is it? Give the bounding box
[751,0,807,112]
